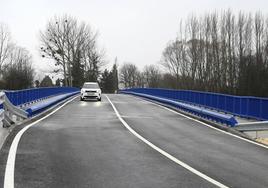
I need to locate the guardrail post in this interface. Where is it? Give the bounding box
[260,99,262,119]
[1,91,29,127]
[0,92,5,127]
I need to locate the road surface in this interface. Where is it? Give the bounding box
[0,94,268,188]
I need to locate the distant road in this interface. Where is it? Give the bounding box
[0,94,268,188]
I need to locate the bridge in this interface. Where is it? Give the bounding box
[0,87,268,188]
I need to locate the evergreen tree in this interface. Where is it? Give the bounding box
[72,51,85,87]
[55,78,61,86]
[100,69,113,93]
[35,80,40,88]
[40,75,53,87]
[111,62,119,92]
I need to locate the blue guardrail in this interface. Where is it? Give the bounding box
[120,88,268,122]
[4,87,79,107]
[25,92,78,116]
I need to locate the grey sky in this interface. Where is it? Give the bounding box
[0,0,267,78]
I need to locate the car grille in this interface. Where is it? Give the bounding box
[86,90,97,93]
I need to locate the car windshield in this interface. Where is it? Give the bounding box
[83,83,100,89]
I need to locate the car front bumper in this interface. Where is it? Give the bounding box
[81,92,101,99]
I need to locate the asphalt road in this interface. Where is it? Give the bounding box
[1,94,268,188]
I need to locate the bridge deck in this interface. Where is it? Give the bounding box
[0,94,268,188]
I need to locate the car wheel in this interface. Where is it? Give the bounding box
[80,97,84,101]
[98,97,101,101]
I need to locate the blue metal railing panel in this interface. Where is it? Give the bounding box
[120,90,238,127]
[3,87,79,107]
[120,88,268,121]
[261,100,268,119]
[26,91,78,116]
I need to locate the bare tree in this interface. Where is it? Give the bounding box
[120,63,139,88]
[143,64,161,88]
[186,15,199,87]
[136,71,145,88]
[40,15,104,87]
[3,46,34,89]
[0,24,12,77]
[161,39,187,88]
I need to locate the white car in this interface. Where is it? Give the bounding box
[80,82,102,101]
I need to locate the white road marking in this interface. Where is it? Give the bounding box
[4,95,78,188]
[139,96,268,150]
[105,95,229,188]
[237,120,268,125]
[121,115,153,119]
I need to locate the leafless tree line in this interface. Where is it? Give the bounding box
[120,63,163,88]
[0,24,34,89]
[120,11,268,97]
[119,62,186,89]
[161,10,268,97]
[40,15,105,87]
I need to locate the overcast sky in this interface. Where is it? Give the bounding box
[0,0,267,78]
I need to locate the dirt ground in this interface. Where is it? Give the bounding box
[256,138,268,145]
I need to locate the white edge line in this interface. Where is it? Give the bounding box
[4,95,78,188]
[237,121,268,125]
[105,95,229,188]
[141,96,268,150]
